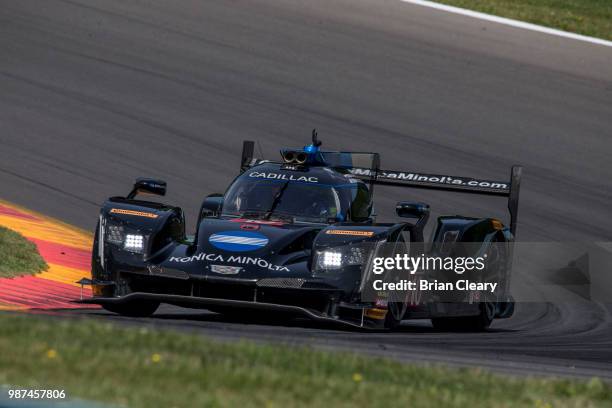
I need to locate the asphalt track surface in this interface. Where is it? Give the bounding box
[1,0,612,378]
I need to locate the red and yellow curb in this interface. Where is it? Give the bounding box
[0,200,99,310]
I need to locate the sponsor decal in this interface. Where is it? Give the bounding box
[374,298,388,308]
[169,253,224,263]
[240,223,260,231]
[209,230,269,252]
[348,168,509,190]
[210,265,242,275]
[325,229,374,237]
[230,218,284,226]
[364,308,387,320]
[281,164,300,170]
[110,208,159,218]
[248,171,318,183]
[168,252,289,272]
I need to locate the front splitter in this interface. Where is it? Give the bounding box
[76,292,380,330]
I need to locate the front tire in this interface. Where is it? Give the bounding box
[102,300,159,317]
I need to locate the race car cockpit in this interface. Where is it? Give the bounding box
[221,163,372,224]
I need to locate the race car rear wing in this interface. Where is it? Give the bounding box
[349,166,522,236]
[240,140,522,236]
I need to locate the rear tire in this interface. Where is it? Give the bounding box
[432,233,507,332]
[431,302,495,332]
[102,300,159,317]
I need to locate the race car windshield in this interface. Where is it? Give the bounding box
[221,178,369,223]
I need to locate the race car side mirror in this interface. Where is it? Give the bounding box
[396,201,430,220]
[397,202,430,241]
[127,178,167,199]
[199,194,224,219]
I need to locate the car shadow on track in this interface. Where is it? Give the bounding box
[145,310,517,334]
[49,308,516,334]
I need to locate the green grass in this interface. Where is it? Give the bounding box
[434,0,612,41]
[0,226,48,278]
[0,313,610,408]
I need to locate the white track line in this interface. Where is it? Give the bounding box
[400,0,612,48]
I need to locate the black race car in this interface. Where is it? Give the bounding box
[80,133,522,330]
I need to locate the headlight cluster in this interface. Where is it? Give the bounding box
[314,245,368,272]
[124,234,145,251]
[105,223,147,254]
[106,225,124,244]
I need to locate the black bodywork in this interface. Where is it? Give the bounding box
[80,137,522,330]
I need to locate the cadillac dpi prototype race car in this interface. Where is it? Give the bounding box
[80,133,522,330]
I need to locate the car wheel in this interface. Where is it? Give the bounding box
[102,300,159,317]
[383,235,410,330]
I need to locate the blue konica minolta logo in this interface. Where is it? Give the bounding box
[208,230,269,252]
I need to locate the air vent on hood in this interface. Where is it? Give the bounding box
[256,278,305,289]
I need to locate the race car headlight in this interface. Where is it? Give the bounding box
[320,251,342,269]
[344,246,367,265]
[315,246,368,272]
[124,234,145,252]
[106,225,124,244]
[104,222,148,254]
